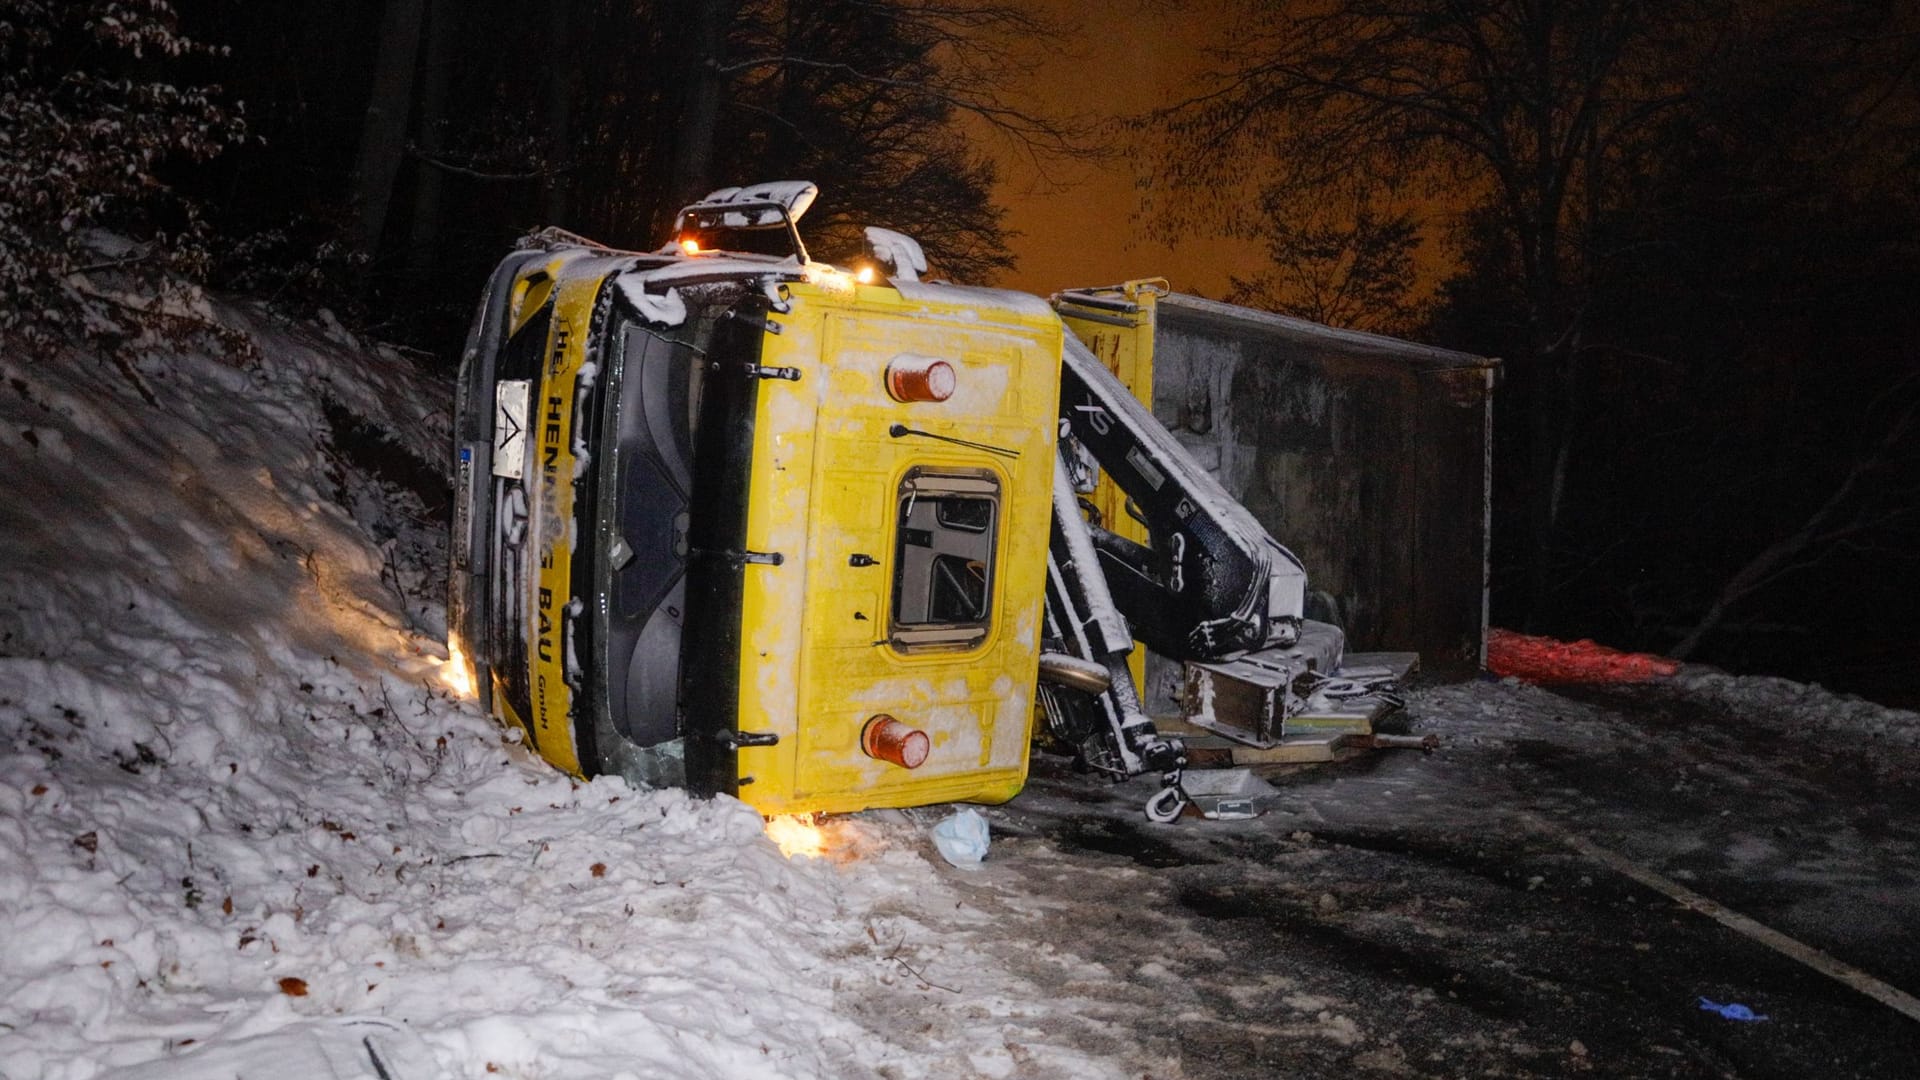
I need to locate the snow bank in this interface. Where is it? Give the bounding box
[1670,668,1920,749]
[0,300,1127,1079]
[1417,633,1916,751]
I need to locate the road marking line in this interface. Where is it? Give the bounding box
[1524,814,1920,1024]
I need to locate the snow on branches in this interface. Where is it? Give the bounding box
[0,1,243,358]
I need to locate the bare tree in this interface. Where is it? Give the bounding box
[1146,0,1709,619]
[654,0,740,236]
[348,0,427,260]
[1226,198,1423,334]
[1670,384,1920,659]
[720,0,1099,175]
[703,0,1096,279]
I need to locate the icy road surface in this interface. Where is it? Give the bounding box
[4,294,1917,1078]
[986,672,1920,1078]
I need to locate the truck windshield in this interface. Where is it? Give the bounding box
[600,316,709,747]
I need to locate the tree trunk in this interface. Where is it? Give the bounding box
[540,0,575,226]
[657,0,736,237]
[403,0,451,286]
[1522,348,1564,631]
[349,0,427,261]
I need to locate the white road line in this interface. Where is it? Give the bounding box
[1523,814,1920,1025]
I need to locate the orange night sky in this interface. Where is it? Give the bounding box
[964,1,1268,299]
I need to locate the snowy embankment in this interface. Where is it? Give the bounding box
[0,299,1122,1080]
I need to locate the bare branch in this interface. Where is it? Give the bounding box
[406,145,558,183]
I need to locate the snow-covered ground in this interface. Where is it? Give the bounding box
[0,299,1140,1079]
[4,290,1914,1079]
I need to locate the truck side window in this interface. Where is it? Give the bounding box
[890,468,999,650]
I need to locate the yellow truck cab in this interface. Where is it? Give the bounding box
[450,183,1062,814]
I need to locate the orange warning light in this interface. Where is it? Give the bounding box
[884,358,956,403]
[861,714,930,769]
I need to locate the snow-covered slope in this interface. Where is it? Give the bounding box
[0,301,1126,1080]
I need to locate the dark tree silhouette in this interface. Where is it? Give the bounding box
[1147,0,1920,696]
[172,0,1084,346]
[1225,201,1423,335]
[1144,0,1711,625]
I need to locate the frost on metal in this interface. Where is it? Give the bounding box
[617,280,688,327]
[894,278,1054,318]
[570,361,599,479]
[864,227,927,283]
[694,180,820,224]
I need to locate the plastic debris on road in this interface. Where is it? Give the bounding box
[1699,997,1770,1022]
[1179,768,1273,820]
[931,808,990,869]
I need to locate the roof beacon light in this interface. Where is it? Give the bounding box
[885,355,956,403]
[680,238,701,255]
[861,715,929,770]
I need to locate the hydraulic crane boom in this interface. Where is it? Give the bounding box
[1037,299,1400,817]
[1057,334,1309,658]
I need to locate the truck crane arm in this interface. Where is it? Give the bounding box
[1056,333,1309,659]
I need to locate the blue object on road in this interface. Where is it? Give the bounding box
[1699,997,1769,1021]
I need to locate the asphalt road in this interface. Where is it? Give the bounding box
[962,677,1920,1078]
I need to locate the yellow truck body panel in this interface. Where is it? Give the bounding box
[458,250,1062,816]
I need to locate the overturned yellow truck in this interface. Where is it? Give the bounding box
[449,182,1408,820]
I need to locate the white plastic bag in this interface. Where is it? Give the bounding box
[931,807,990,869]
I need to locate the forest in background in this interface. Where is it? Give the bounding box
[2,0,1915,702]
[1146,0,1920,702]
[177,0,1069,348]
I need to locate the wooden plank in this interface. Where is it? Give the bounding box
[1153,716,1357,765]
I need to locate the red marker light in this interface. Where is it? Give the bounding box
[861,715,929,769]
[885,357,956,403]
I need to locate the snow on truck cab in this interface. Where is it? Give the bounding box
[449,181,1410,821]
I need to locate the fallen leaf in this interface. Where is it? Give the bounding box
[222,896,233,916]
[591,862,607,878]
[278,977,308,997]
[31,784,47,796]
[73,831,98,853]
